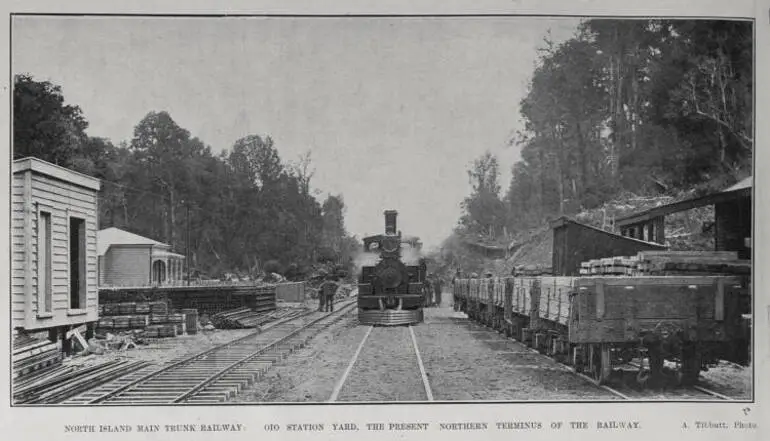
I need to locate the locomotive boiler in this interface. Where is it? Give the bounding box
[357,210,427,326]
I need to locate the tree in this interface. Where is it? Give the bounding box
[460,152,507,238]
[501,19,752,239]
[13,74,89,165]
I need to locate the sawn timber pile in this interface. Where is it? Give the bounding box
[580,251,750,276]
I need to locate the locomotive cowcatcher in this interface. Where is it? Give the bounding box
[357,210,427,326]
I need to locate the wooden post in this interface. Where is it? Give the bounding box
[654,216,665,244]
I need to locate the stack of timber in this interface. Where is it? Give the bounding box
[13,336,62,382]
[166,285,277,316]
[579,256,639,275]
[579,251,750,276]
[99,284,278,316]
[97,300,191,337]
[513,264,552,276]
[210,307,306,329]
[97,301,168,332]
[13,358,149,404]
[633,251,750,276]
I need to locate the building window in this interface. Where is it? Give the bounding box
[69,217,87,309]
[38,211,52,314]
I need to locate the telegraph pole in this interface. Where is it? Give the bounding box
[186,202,191,286]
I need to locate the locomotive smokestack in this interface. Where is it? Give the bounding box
[384,210,398,235]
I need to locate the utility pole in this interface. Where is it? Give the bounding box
[186,202,191,286]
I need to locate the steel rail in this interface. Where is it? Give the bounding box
[691,385,732,400]
[174,301,358,403]
[408,325,433,401]
[328,325,373,402]
[87,304,340,404]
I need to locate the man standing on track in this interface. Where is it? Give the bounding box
[321,273,339,313]
[434,276,443,307]
[316,271,328,312]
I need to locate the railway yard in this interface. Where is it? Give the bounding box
[13,291,751,405]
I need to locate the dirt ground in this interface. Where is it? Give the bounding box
[700,360,752,399]
[235,292,619,402]
[233,292,753,403]
[413,296,619,401]
[233,313,366,402]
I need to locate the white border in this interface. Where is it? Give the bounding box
[1,1,767,440]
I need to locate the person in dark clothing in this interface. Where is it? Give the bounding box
[434,277,443,306]
[317,272,328,312]
[318,287,326,312]
[321,274,339,312]
[423,277,433,307]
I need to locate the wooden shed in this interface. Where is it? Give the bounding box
[616,177,752,259]
[12,158,101,346]
[550,217,667,276]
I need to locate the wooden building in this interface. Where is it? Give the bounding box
[616,177,752,259]
[12,157,101,345]
[97,227,185,287]
[550,217,666,276]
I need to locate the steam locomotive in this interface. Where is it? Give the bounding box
[357,210,427,326]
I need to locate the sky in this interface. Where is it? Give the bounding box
[12,16,581,249]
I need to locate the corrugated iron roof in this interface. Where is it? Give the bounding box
[97,227,168,256]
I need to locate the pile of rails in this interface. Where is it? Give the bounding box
[13,358,149,404]
[580,251,751,276]
[14,335,63,383]
[97,301,194,338]
[210,307,307,329]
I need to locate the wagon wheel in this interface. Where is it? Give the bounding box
[590,344,612,385]
[679,344,701,386]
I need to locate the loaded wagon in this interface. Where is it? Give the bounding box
[453,216,751,386]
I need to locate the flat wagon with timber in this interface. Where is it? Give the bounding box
[454,217,750,386]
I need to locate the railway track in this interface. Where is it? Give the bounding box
[72,299,357,405]
[329,324,433,402]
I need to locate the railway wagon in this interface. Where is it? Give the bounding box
[357,210,426,326]
[455,274,747,385]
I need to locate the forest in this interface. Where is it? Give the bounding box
[13,74,359,280]
[457,19,752,242]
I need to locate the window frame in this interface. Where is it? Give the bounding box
[67,210,88,313]
[35,203,54,318]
